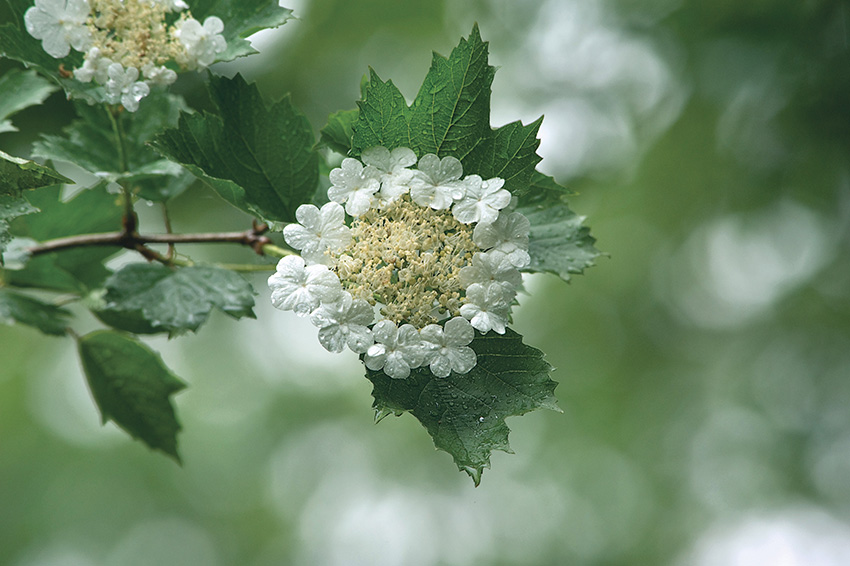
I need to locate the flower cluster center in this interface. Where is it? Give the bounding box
[333,195,477,328]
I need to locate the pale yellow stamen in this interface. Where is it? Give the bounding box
[331,195,477,328]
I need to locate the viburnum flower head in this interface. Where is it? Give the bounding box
[269,146,532,379]
[23,0,228,111]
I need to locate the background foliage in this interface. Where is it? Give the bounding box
[1,0,849,565]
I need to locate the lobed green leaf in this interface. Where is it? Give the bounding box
[77,330,186,461]
[366,328,559,485]
[151,74,319,223]
[94,263,256,336]
[351,25,541,198]
[518,202,601,282]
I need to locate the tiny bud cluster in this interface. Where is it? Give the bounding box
[269,147,532,379]
[24,0,227,111]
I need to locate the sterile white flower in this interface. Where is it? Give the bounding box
[410,154,466,210]
[473,211,531,268]
[74,47,113,83]
[328,158,382,216]
[175,16,227,69]
[362,146,418,203]
[452,176,512,224]
[364,320,425,379]
[420,317,477,378]
[24,0,92,58]
[142,63,178,87]
[104,63,150,112]
[283,202,351,265]
[268,255,343,316]
[458,251,522,290]
[460,282,513,334]
[310,292,375,353]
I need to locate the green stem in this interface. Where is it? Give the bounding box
[106,106,129,174]
[261,243,294,258]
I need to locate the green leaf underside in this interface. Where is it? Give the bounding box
[0,68,57,133]
[0,289,71,335]
[4,184,122,292]
[519,203,601,281]
[351,25,542,197]
[95,263,255,335]
[152,74,319,223]
[78,330,185,461]
[366,328,558,485]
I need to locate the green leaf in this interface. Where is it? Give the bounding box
[189,0,293,62]
[77,330,186,461]
[0,288,71,335]
[0,150,72,197]
[351,25,542,199]
[4,183,122,292]
[134,168,196,202]
[33,91,189,185]
[319,108,359,155]
[352,69,411,154]
[0,68,57,133]
[94,263,256,336]
[366,328,559,485]
[518,202,602,282]
[0,152,69,264]
[151,74,319,222]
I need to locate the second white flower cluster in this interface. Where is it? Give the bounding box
[24,0,227,111]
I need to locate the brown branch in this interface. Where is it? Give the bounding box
[26,223,274,261]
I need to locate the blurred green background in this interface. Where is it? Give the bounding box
[2,0,850,564]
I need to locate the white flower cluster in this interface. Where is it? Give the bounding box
[24,0,227,111]
[268,146,533,380]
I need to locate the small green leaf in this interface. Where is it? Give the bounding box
[366,328,558,485]
[0,68,58,133]
[0,288,71,335]
[0,150,72,197]
[0,192,38,264]
[524,170,576,203]
[189,0,293,62]
[518,202,601,282]
[352,69,411,156]
[151,74,319,222]
[320,108,359,155]
[95,263,256,335]
[78,330,186,461]
[4,183,122,292]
